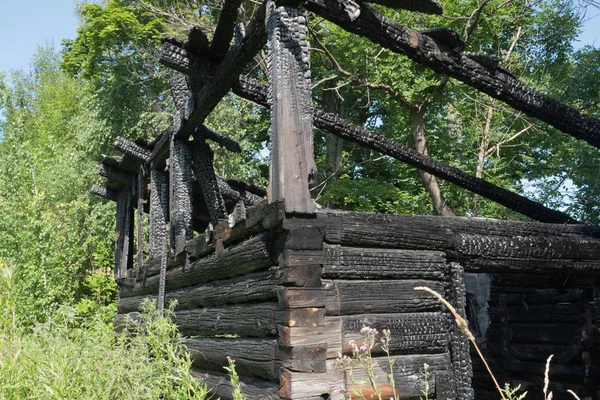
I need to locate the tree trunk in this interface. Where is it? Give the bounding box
[472,99,495,216]
[411,102,456,216]
[323,89,345,186]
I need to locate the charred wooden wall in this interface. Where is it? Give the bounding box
[115,207,600,399]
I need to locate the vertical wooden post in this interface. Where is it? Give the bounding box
[149,170,169,259]
[115,188,133,279]
[266,0,316,214]
[169,136,195,256]
[447,262,474,400]
[149,170,169,310]
[136,167,145,271]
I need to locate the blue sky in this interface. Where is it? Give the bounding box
[0,0,599,74]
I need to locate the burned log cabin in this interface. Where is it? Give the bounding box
[92,0,600,399]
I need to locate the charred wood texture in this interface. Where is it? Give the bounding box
[445,263,474,400]
[365,0,442,14]
[209,0,244,57]
[169,138,195,255]
[120,232,276,297]
[118,269,281,313]
[158,55,575,224]
[190,133,227,224]
[191,368,280,400]
[115,189,134,279]
[113,137,152,164]
[302,0,600,148]
[169,74,193,119]
[315,111,578,224]
[198,125,242,153]
[90,184,118,202]
[149,170,169,259]
[136,168,145,269]
[266,1,315,214]
[98,163,134,188]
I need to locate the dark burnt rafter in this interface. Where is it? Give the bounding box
[302,0,600,148]
[160,50,577,225]
[209,0,245,57]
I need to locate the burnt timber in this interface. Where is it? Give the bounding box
[92,0,600,399]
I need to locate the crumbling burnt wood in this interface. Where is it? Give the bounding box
[169,74,193,119]
[149,170,169,259]
[209,0,244,57]
[190,133,227,224]
[218,177,265,209]
[113,137,152,164]
[316,211,600,252]
[445,263,474,400]
[169,137,195,256]
[191,368,280,400]
[302,0,600,148]
[266,2,316,214]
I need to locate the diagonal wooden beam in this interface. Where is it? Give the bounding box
[158,40,580,223]
[209,0,244,57]
[363,0,442,14]
[302,0,600,149]
[232,76,578,224]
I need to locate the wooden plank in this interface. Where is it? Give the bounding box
[118,269,282,313]
[266,2,315,214]
[487,323,582,343]
[121,232,276,298]
[278,317,342,359]
[279,279,444,315]
[136,168,145,270]
[488,288,584,306]
[192,368,280,400]
[212,199,284,245]
[322,244,446,280]
[279,365,343,399]
[488,303,584,323]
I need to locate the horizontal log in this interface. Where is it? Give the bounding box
[488,303,583,323]
[488,288,584,306]
[487,323,582,343]
[187,338,280,379]
[98,163,134,187]
[278,317,342,359]
[485,342,583,364]
[192,368,280,400]
[453,233,600,261]
[213,200,283,244]
[279,365,343,399]
[185,233,214,259]
[492,273,595,289]
[118,268,282,313]
[119,232,277,298]
[279,279,444,315]
[113,136,152,163]
[462,258,600,273]
[174,302,282,337]
[322,244,446,280]
[303,0,600,148]
[90,184,119,202]
[317,211,600,250]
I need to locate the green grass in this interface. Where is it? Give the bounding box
[0,260,211,400]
